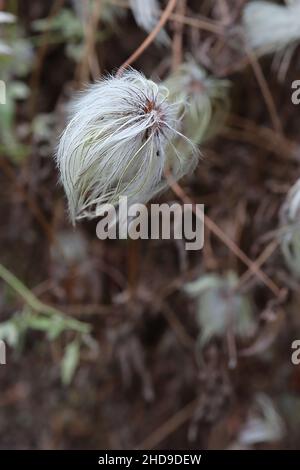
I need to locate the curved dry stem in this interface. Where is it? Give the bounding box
[164,169,283,298]
[117,0,177,76]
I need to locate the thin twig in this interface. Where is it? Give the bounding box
[236,239,280,291]
[170,12,224,34]
[76,0,102,83]
[172,0,186,71]
[117,0,178,76]
[246,46,283,134]
[137,398,198,449]
[165,170,282,298]
[161,302,194,350]
[108,0,224,34]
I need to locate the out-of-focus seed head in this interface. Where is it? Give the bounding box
[184,271,256,348]
[243,0,300,57]
[164,60,230,146]
[279,177,300,277]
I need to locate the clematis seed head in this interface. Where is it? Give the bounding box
[56,69,198,224]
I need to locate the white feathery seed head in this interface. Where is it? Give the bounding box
[243,0,300,56]
[56,69,198,224]
[164,60,230,146]
[279,177,300,277]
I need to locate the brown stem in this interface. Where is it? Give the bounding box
[117,0,178,76]
[164,169,282,298]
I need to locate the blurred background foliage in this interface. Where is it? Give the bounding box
[0,0,300,450]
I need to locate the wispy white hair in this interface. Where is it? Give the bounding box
[56,70,197,223]
[279,177,300,277]
[243,0,300,56]
[164,60,230,146]
[129,0,169,45]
